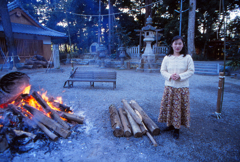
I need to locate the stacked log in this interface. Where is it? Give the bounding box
[23,55,48,69]
[109,99,160,147]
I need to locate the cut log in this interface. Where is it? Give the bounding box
[109,104,124,137]
[119,108,132,137]
[57,111,84,124]
[124,108,142,138]
[135,110,148,134]
[22,65,33,69]
[32,91,70,130]
[129,100,160,135]
[23,104,71,138]
[121,99,142,125]
[24,60,48,68]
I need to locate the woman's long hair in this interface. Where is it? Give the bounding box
[166,36,187,57]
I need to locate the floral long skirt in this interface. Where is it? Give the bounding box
[158,86,190,129]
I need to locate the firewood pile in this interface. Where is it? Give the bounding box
[22,55,48,69]
[0,72,84,153]
[109,99,160,146]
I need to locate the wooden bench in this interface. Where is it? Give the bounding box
[63,68,117,89]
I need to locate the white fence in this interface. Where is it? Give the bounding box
[126,45,168,58]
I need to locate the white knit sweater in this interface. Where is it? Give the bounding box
[160,54,195,88]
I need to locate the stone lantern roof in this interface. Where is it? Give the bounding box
[142,16,156,31]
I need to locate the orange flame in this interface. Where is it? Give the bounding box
[22,85,31,94]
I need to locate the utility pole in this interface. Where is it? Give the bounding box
[98,0,101,45]
[108,0,111,55]
[175,0,189,36]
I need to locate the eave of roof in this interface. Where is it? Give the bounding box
[5,0,67,38]
[0,23,67,38]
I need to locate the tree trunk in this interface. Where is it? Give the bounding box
[145,0,152,25]
[0,0,19,69]
[118,108,132,137]
[187,0,196,56]
[109,104,124,137]
[129,100,160,135]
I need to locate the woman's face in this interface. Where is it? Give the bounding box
[172,39,183,54]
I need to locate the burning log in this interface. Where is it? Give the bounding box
[52,102,71,112]
[0,72,30,105]
[23,104,71,138]
[48,99,71,112]
[32,91,70,130]
[109,104,124,137]
[121,99,142,125]
[119,108,132,137]
[124,108,142,138]
[129,100,160,135]
[57,111,84,124]
[9,104,58,140]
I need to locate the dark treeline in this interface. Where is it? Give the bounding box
[11,0,240,59]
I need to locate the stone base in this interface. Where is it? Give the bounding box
[136,67,160,73]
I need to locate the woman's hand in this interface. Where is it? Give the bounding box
[170,73,180,80]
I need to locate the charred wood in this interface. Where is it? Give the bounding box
[13,130,36,139]
[0,135,8,153]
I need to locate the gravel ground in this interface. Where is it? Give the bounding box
[0,64,239,162]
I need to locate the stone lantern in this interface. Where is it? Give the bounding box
[118,46,126,69]
[137,16,159,72]
[97,44,107,68]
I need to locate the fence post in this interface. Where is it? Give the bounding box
[215,72,224,119]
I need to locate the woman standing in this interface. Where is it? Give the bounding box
[158,36,194,139]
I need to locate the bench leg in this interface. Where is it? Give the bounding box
[90,82,94,87]
[69,81,73,88]
[63,81,68,88]
[113,82,116,89]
